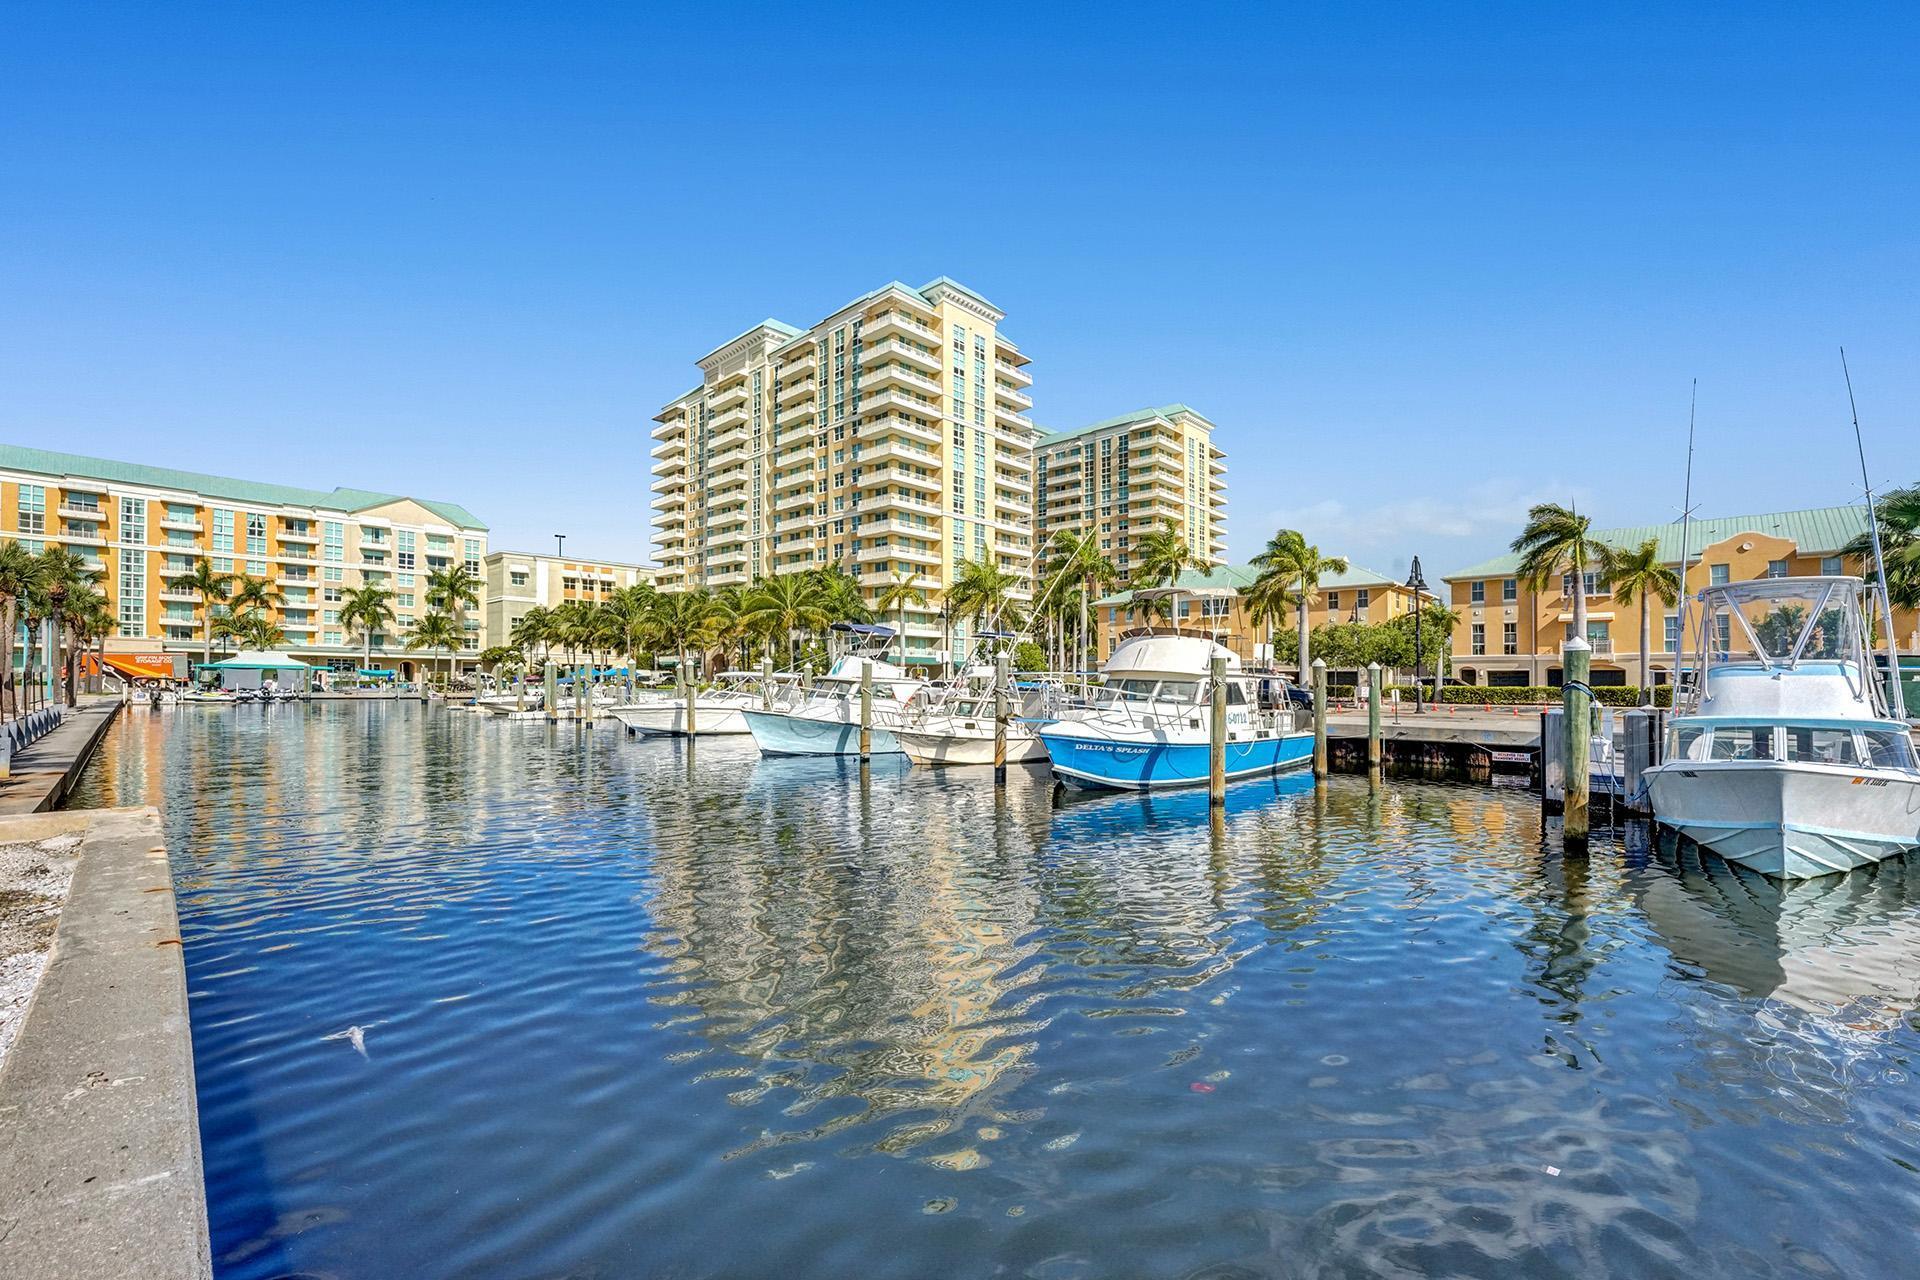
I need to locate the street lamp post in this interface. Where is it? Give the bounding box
[1406,556,1428,715]
[554,534,567,557]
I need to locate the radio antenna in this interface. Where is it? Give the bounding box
[1841,347,1907,720]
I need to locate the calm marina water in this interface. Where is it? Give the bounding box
[72,703,1920,1279]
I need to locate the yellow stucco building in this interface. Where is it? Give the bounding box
[1444,505,1919,687]
[482,550,656,647]
[1,445,487,676]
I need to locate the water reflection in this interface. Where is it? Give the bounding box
[69,705,1920,1280]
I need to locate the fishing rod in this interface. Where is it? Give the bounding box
[1674,379,1698,691]
[1840,347,1908,721]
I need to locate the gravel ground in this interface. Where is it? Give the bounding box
[0,831,82,1073]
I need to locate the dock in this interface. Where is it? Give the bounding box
[0,701,123,816]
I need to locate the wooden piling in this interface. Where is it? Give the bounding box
[760,657,774,710]
[684,662,698,736]
[859,660,873,759]
[1209,653,1227,805]
[1563,638,1592,847]
[993,652,1009,783]
[1366,661,1382,777]
[1312,657,1329,780]
[543,662,557,721]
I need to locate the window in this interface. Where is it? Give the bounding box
[1709,726,1775,761]
[1663,614,1680,652]
[1502,622,1517,655]
[1471,623,1485,655]
[1470,581,1485,604]
[465,538,481,574]
[1766,559,1789,579]
[397,529,415,571]
[1503,578,1518,602]
[1562,571,1601,597]
[1200,597,1230,618]
[1356,589,1370,610]
[1326,591,1340,611]
[1821,556,1844,576]
[1709,563,1730,586]
[16,485,44,535]
[246,513,266,557]
[1864,729,1916,769]
[1782,727,1859,766]
[324,521,344,563]
[509,571,528,587]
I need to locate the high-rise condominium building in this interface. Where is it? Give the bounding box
[650,278,1038,667]
[0,444,487,676]
[1034,404,1227,577]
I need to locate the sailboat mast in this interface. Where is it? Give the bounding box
[1674,380,1698,701]
[1840,347,1908,721]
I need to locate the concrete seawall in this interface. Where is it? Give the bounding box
[0,807,210,1279]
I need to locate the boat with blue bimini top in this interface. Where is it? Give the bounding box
[741,623,930,756]
[1037,632,1313,790]
[1645,576,1920,879]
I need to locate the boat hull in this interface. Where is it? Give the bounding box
[894,723,1049,766]
[609,703,751,736]
[1038,727,1313,791]
[742,708,903,756]
[1647,761,1920,879]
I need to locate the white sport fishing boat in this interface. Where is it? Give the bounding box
[892,632,1054,766]
[609,671,801,736]
[1036,633,1312,790]
[1645,576,1920,879]
[741,624,928,756]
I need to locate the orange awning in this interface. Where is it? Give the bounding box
[101,654,176,680]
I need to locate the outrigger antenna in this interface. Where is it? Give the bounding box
[1674,380,1699,692]
[1840,347,1908,721]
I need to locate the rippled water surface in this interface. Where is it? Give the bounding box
[72,703,1920,1279]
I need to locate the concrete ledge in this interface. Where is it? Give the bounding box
[0,807,210,1279]
[0,701,123,815]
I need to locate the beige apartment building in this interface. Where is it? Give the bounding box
[650,277,1038,667]
[1035,405,1227,576]
[483,550,656,646]
[1444,505,1920,688]
[1,444,487,675]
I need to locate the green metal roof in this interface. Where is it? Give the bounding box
[1094,560,1400,606]
[0,443,488,529]
[1039,404,1214,448]
[1443,504,1869,580]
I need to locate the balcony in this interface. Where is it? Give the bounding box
[859,414,944,449]
[994,357,1033,389]
[775,399,814,427]
[862,362,942,397]
[158,516,203,534]
[707,569,751,587]
[863,466,940,495]
[59,527,107,546]
[856,491,942,518]
[708,380,748,411]
[57,502,106,521]
[158,589,201,604]
[857,569,938,589]
[994,382,1034,412]
[858,516,939,538]
[776,373,816,405]
[708,402,749,432]
[778,349,816,375]
[855,438,939,468]
[863,309,938,344]
[774,489,819,514]
[860,338,942,374]
[859,387,941,419]
[993,404,1035,432]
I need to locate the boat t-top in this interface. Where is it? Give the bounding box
[893,632,1057,766]
[1645,575,1920,878]
[1036,631,1312,790]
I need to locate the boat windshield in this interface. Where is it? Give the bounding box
[1103,678,1201,705]
[1704,581,1864,666]
[1668,722,1917,770]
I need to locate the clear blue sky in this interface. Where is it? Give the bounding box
[4,3,1916,578]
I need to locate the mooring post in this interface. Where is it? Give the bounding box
[684,661,698,736]
[1366,660,1383,777]
[574,664,587,721]
[544,661,557,721]
[760,657,774,709]
[993,651,1009,784]
[1209,653,1227,806]
[1563,637,1592,848]
[1312,657,1329,780]
[516,668,526,712]
[859,660,874,759]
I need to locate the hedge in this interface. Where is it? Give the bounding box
[1382,684,1673,708]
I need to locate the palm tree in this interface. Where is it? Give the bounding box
[1511,502,1618,647]
[165,558,236,667]
[1242,570,1299,672]
[227,574,285,617]
[1130,520,1208,632]
[873,569,928,663]
[746,574,829,669]
[648,590,718,681]
[1045,530,1117,673]
[339,584,397,673]
[0,540,47,717]
[603,586,657,678]
[426,563,481,680]
[34,547,101,707]
[1842,483,1920,610]
[1606,537,1681,698]
[1250,529,1348,682]
[946,555,1021,670]
[509,605,555,669]
[406,610,462,690]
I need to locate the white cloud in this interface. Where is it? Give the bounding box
[1248,478,1595,569]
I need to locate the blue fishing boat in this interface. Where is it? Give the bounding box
[1037,633,1312,791]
